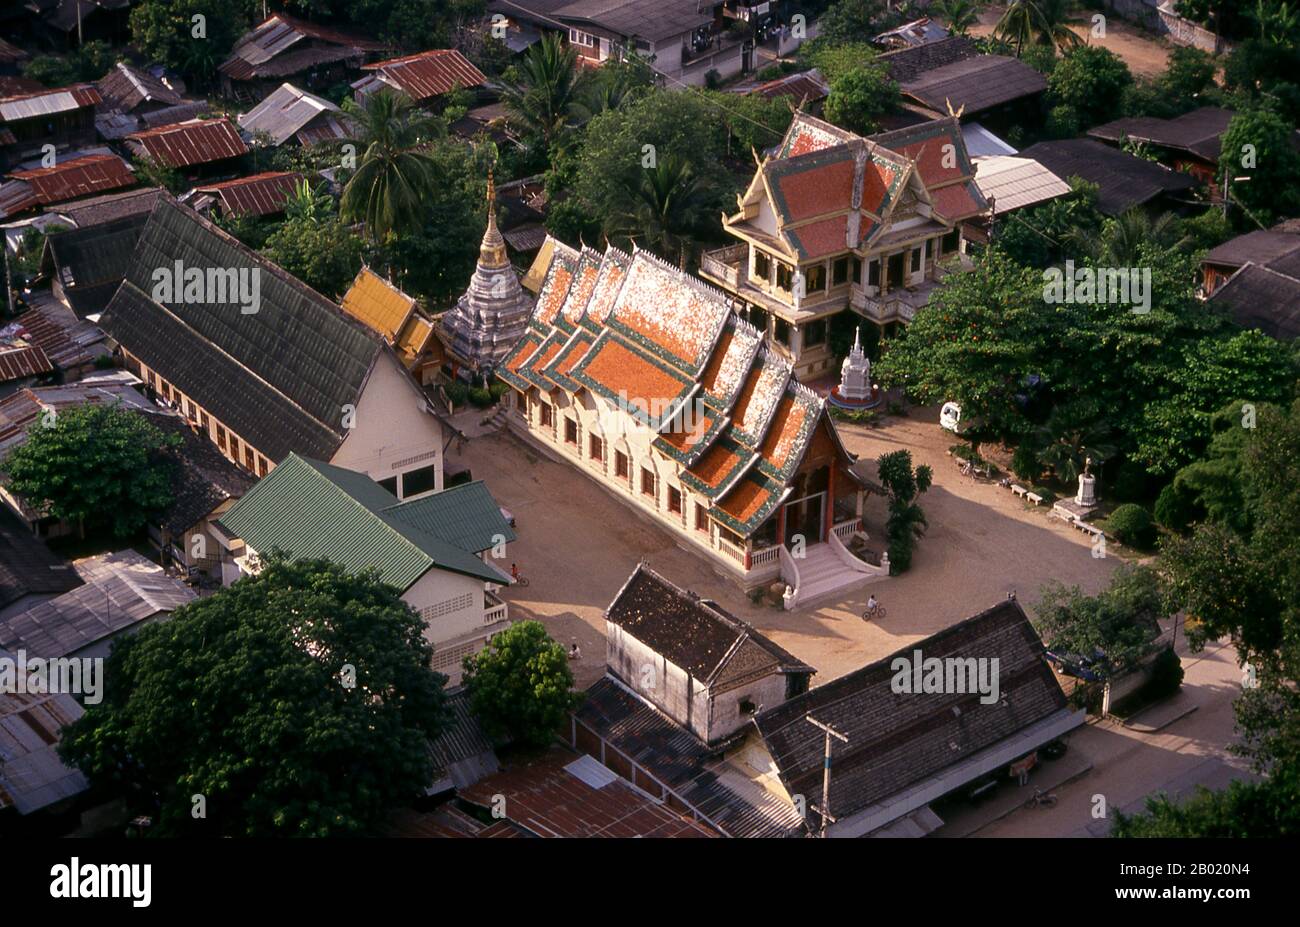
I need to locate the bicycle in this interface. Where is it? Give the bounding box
[862,602,887,621]
[509,564,530,587]
[1024,788,1058,809]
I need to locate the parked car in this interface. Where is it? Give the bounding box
[1044,648,1105,682]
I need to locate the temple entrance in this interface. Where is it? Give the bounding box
[783,492,825,546]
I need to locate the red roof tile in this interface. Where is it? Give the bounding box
[774,158,855,223]
[929,182,983,221]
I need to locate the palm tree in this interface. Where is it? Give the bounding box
[606,154,706,267]
[1070,209,1188,265]
[502,33,586,154]
[933,0,982,36]
[1035,411,1116,484]
[339,89,443,241]
[995,0,1082,57]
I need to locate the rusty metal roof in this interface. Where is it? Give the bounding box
[127,118,249,169]
[460,748,719,838]
[221,12,386,81]
[358,49,487,102]
[0,153,136,218]
[194,170,302,217]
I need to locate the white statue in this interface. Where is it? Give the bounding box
[1076,456,1097,506]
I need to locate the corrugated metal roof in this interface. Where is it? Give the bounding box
[358,50,487,102]
[127,118,249,169]
[220,12,387,81]
[386,480,515,554]
[0,338,53,382]
[0,647,88,814]
[0,83,100,122]
[459,748,719,838]
[1,153,135,218]
[0,506,81,609]
[220,454,507,587]
[97,61,185,113]
[974,155,1072,213]
[238,82,342,147]
[0,550,195,658]
[194,170,302,217]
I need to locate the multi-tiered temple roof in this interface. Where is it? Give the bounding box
[501,240,863,539]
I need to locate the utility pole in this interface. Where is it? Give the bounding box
[805,714,847,838]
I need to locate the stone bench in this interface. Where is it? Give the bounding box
[1026,492,1043,505]
[1010,484,1028,498]
[1073,519,1104,537]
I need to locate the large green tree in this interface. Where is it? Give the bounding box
[1219,104,1300,226]
[59,556,449,837]
[3,403,179,539]
[463,620,576,748]
[1047,44,1134,129]
[996,0,1082,56]
[1034,565,1165,679]
[823,64,900,135]
[129,0,244,84]
[261,215,365,299]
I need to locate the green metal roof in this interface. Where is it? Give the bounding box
[221,455,506,588]
[386,480,515,553]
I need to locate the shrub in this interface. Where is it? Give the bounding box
[1154,481,1200,532]
[1142,647,1184,702]
[1012,444,1040,482]
[705,68,722,89]
[488,381,509,400]
[1045,104,1080,139]
[1032,486,1058,505]
[469,386,494,408]
[445,381,470,406]
[1107,503,1156,548]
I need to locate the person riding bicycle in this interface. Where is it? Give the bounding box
[510,562,520,581]
[866,594,879,614]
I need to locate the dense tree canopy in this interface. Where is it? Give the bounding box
[463,620,576,747]
[3,404,179,539]
[1034,566,1165,678]
[59,557,449,836]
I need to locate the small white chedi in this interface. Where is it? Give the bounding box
[837,327,872,401]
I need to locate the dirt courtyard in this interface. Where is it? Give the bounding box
[971,5,1173,79]
[454,405,1122,687]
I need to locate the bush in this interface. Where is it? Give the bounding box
[445,381,470,406]
[1012,444,1040,482]
[1107,503,1157,548]
[1154,481,1199,532]
[705,68,722,90]
[887,535,915,575]
[1032,486,1058,505]
[1045,104,1080,139]
[488,381,509,400]
[1142,647,1184,702]
[468,386,494,408]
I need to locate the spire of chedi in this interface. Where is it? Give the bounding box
[441,170,532,381]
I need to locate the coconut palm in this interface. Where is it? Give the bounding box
[606,154,706,266]
[933,0,982,36]
[995,0,1082,57]
[502,33,587,154]
[339,89,443,241]
[1069,209,1189,265]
